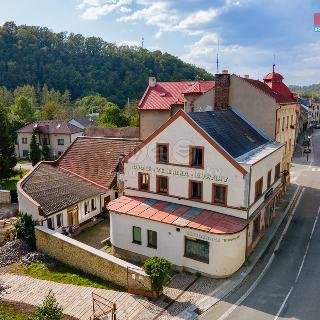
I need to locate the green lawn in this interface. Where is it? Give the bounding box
[6,258,121,291]
[0,301,29,320]
[0,170,29,191]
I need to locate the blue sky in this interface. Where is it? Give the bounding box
[0,0,319,85]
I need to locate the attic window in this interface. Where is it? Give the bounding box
[160,92,166,97]
[245,135,255,143]
[33,124,38,128]
[56,124,61,129]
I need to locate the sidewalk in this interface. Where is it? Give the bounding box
[0,185,300,320]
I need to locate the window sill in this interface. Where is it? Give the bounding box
[184,255,209,264]
[147,245,157,249]
[132,241,141,245]
[213,200,226,206]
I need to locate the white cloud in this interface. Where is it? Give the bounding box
[176,9,219,30]
[119,6,131,13]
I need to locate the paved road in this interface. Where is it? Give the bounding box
[202,131,320,320]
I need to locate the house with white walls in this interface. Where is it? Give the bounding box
[108,108,284,278]
[18,137,141,232]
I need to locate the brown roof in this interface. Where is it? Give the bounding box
[85,126,140,139]
[17,120,83,134]
[21,163,105,216]
[108,196,247,235]
[58,137,141,189]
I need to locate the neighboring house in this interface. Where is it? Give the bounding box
[68,116,97,129]
[108,108,283,278]
[310,102,320,125]
[85,126,140,139]
[138,77,215,140]
[139,67,298,190]
[16,120,84,159]
[297,97,310,138]
[17,136,141,231]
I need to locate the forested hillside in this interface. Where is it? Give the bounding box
[289,84,320,101]
[0,22,213,107]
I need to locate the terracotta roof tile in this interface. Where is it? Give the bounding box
[108,196,247,235]
[58,137,141,189]
[138,81,215,110]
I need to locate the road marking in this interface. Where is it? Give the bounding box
[216,188,305,320]
[274,205,320,320]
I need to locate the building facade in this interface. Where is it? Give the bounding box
[108,109,283,277]
[16,120,84,159]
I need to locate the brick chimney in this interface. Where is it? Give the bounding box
[214,72,230,110]
[149,76,157,87]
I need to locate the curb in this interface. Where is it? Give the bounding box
[177,185,302,320]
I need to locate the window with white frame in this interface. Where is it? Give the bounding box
[56,213,63,228]
[185,237,209,263]
[22,137,28,144]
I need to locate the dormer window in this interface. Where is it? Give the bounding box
[190,147,204,168]
[157,143,169,163]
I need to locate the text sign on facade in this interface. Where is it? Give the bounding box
[131,164,229,183]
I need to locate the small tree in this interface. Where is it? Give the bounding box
[14,213,36,248]
[143,257,171,296]
[29,133,41,166]
[31,290,63,320]
[41,144,51,160]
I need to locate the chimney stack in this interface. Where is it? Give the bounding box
[149,76,157,87]
[214,72,230,110]
[244,74,250,79]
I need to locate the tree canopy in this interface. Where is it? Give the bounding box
[0,22,213,107]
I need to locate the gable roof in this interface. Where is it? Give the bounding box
[85,126,140,139]
[58,137,141,189]
[70,116,97,128]
[240,77,296,104]
[17,120,83,135]
[138,80,215,110]
[21,162,105,216]
[188,110,270,158]
[124,110,248,176]
[108,196,247,235]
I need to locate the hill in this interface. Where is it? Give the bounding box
[0,22,213,107]
[289,83,320,101]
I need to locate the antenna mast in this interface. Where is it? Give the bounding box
[141,37,144,49]
[216,40,220,73]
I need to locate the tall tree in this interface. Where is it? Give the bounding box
[11,96,35,124]
[41,144,51,160]
[29,133,41,166]
[0,104,17,182]
[98,105,130,127]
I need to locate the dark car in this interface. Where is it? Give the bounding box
[315,123,320,129]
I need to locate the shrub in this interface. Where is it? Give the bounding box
[30,290,63,320]
[143,257,171,295]
[14,213,36,248]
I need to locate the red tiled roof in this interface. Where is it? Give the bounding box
[138,81,215,110]
[263,72,284,81]
[58,137,141,190]
[241,77,296,104]
[17,120,83,134]
[108,196,247,235]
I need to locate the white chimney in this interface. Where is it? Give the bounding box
[222,70,229,74]
[244,74,250,79]
[149,77,157,87]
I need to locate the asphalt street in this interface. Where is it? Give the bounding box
[202,130,320,320]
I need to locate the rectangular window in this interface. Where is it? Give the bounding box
[22,150,29,157]
[189,180,202,200]
[289,139,291,151]
[291,115,294,125]
[255,177,263,200]
[84,202,89,214]
[275,163,281,180]
[276,120,280,134]
[147,230,157,249]
[190,147,204,168]
[22,137,27,144]
[267,170,272,188]
[212,184,227,205]
[57,138,64,145]
[185,237,209,264]
[132,226,142,244]
[47,217,54,230]
[56,213,63,228]
[91,198,96,210]
[157,143,169,163]
[282,117,285,131]
[157,175,168,194]
[286,116,289,129]
[138,173,149,191]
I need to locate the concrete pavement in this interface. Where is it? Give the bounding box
[201,131,320,320]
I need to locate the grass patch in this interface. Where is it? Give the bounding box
[5,258,122,291]
[0,301,30,320]
[0,170,29,191]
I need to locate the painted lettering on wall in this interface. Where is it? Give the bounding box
[186,230,240,242]
[131,164,228,183]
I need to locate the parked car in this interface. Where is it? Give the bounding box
[314,123,320,129]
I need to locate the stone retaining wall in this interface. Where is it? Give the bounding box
[35,226,152,295]
[0,190,11,204]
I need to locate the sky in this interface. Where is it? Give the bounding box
[0,0,319,85]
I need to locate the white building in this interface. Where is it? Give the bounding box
[18,137,141,231]
[108,108,284,278]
